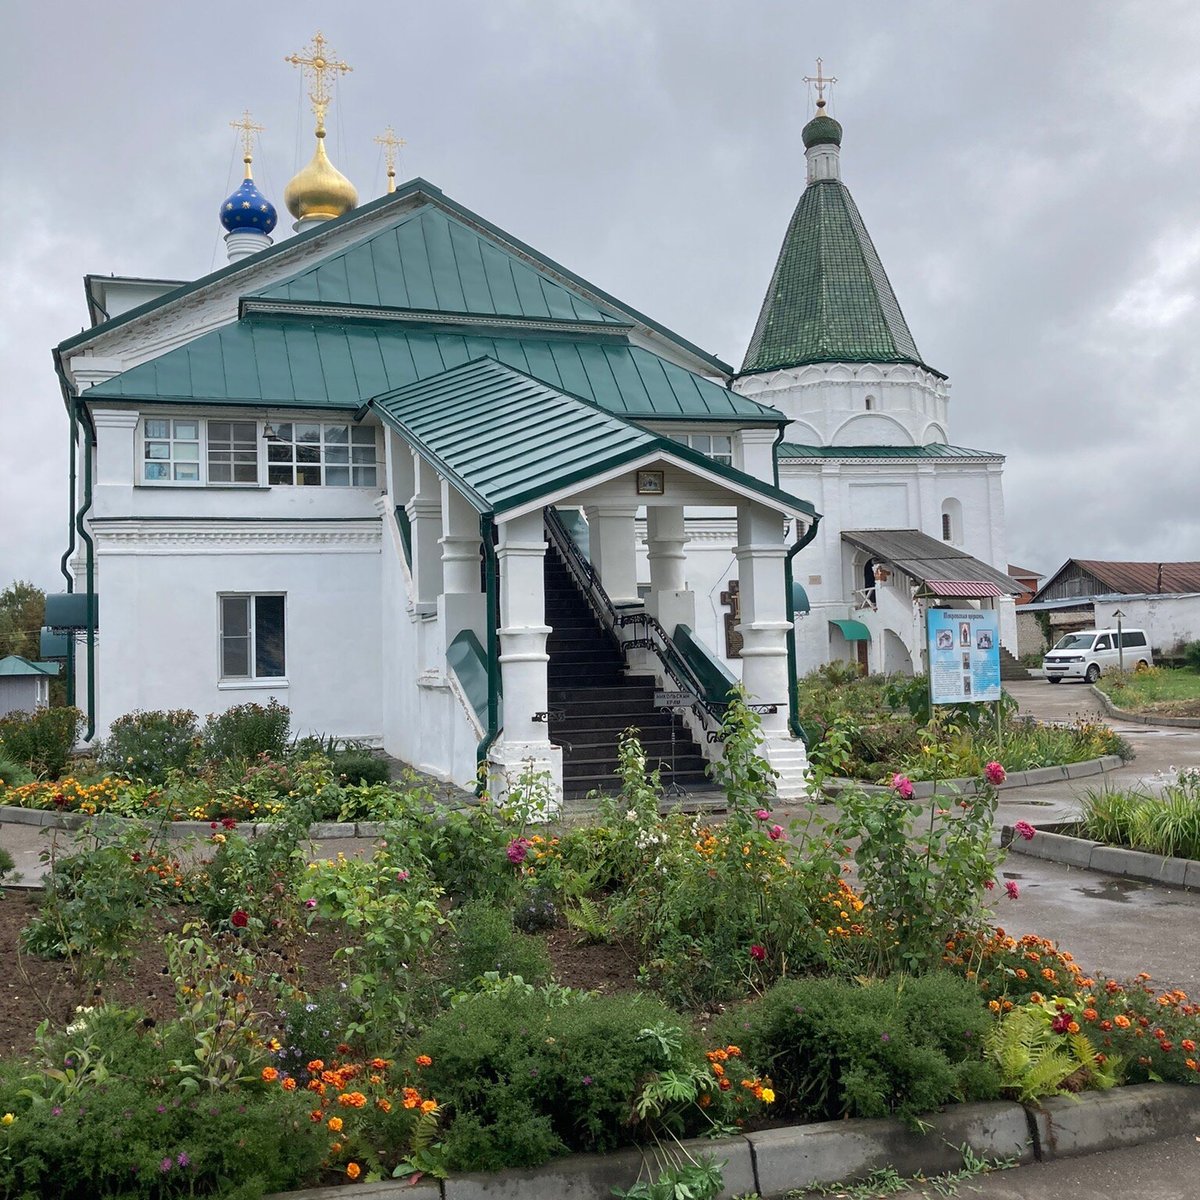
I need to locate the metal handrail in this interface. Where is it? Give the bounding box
[544,508,724,730]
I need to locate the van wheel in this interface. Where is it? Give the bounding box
[1048,677,1062,684]
[1085,664,1101,683]
[1135,659,1151,673]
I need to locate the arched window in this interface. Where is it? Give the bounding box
[864,394,875,411]
[941,498,963,545]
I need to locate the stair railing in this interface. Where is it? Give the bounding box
[544,508,726,739]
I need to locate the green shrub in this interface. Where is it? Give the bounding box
[0,706,83,778]
[416,990,700,1171]
[713,973,998,1127]
[329,748,391,786]
[98,708,199,783]
[201,699,290,762]
[447,901,553,989]
[1184,640,1200,672]
[0,754,35,787]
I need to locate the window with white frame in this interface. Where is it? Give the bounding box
[677,433,733,467]
[207,420,259,483]
[143,418,201,482]
[266,422,377,487]
[220,594,286,680]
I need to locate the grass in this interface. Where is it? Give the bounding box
[1080,770,1200,861]
[1096,667,1200,716]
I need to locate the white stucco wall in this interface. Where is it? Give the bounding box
[1093,595,1200,656]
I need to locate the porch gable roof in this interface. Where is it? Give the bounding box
[371,357,818,521]
[841,529,1021,594]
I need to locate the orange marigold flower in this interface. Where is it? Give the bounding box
[327,1116,344,1133]
[1015,968,1029,980]
[330,1142,343,1154]
[402,1087,421,1109]
[261,1067,279,1083]
[282,1077,297,1091]
[1187,1059,1199,1072]
[415,1054,432,1067]
[725,1045,742,1057]
[1082,1009,1098,1022]
[1030,992,1043,1004]
[1041,968,1057,981]
[337,1043,353,1054]
[1160,1040,1174,1052]
[1137,972,1152,982]
[699,1094,712,1108]
[346,1162,361,1180]
[1183,1040,1196,1052]
[420,1099,438,1114]
[309,1110,324,1122]
[1068,1021,1080,1034]
[1114,1015,1132,1028]
[307,1060,325,1072]
[376,1098,392,1113]
[1099,1020,1113,1032]
[711,1063,725,1077]
[338,1092,367,1108]
[718,1078,731,1091]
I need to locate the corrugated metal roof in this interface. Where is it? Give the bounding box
[372,358,817,519]
[741,180,941,377]
[779,443,1001,460]
[841,529,1022,594]
[85,315,781,423]
[922,579,1005,598]
[1068,560,1200,596]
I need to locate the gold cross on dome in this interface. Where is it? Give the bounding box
[803,57,837,107]
[230,110,265,167]
[374,126,407,193]
[285,31,353,133]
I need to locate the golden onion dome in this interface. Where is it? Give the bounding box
[284,131,358,222]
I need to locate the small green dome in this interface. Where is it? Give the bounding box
[802,105,842,149]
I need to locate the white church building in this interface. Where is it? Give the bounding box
[49,52,1017,805]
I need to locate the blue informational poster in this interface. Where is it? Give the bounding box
[926,608,1001,704]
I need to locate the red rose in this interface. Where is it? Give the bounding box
[750,944,766,962]
[231,909,249,929]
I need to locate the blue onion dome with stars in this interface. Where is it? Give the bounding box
[220,174,278,235]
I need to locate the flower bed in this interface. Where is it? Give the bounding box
[0,697,1194,1199]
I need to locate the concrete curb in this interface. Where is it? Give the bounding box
[1004,823,1200,890]
[823,754,1122,800]
[0,805,399,841]
[1090,685,1200,728]
[267,1086,1200,1199]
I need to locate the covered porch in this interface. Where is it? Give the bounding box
[372,358,819,811]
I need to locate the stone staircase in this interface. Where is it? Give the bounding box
[999,646,1030,681]
[543,544,710,799]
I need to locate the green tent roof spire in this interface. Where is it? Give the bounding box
[740,112,941,378]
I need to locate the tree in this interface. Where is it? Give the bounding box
[0,581,46,660]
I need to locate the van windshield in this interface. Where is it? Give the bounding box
[1053,634,1095,650]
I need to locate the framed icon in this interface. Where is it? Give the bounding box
[636,469,665,495]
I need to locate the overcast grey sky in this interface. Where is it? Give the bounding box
[3,0,1199,593]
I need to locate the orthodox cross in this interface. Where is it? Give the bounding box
[374,126,407,193]
[285,32,353,134]
[230,110,264,177]
[803,58,837,109]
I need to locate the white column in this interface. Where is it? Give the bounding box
[583,505,640,605]
[489,510,561,815]
[734,501,810,798]
[407,454,442,615]
[90,409,139,516]
[644,505,695,634]
[735,427,779,483]
[439,482,484,643]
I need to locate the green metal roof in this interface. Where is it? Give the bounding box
[252,205,626,326]
[0,655,60,677]
[779,443,1002,460]
[85,314,781,423]
[829,619,870,641]
[60,179,733,376]
[741,180,941,378]
[371,357,817,520]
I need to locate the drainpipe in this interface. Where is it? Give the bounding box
[75,403,97,742]
[475,513,501,793]
[785,512,821,743]
[60,391,78,709]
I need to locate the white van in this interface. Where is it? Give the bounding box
[1042,628,1152,683]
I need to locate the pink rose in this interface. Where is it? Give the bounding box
[891,774,914,799]
[231,909,249,929]
[754,809,771,821]
[768,825,784,841]
[985,761,1007,786]
[1013,820,1035,841]
[506,837,531,865]
[1005,880,1020,900]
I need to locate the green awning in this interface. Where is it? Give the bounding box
[829,619,870,641]
[790,581,811,615]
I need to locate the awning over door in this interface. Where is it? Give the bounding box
[922,579,1005,599]
[841,530,1022,595]
[829,619,870,641]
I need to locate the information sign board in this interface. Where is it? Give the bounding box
[926,608,1001,704]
